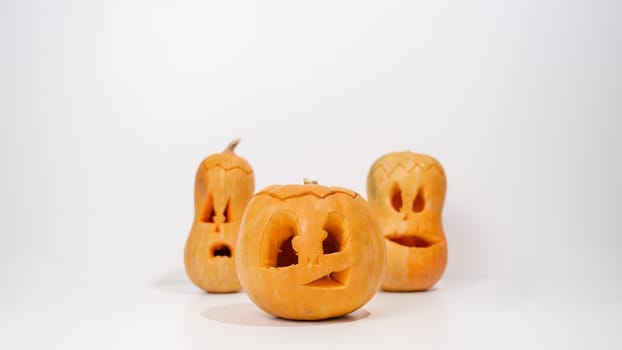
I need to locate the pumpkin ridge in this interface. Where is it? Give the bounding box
[201,163,253,175]
[254,190,358,201]
[371,162,444,178]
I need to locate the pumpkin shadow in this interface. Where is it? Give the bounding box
[379,286,439,293]
[202,302,370,327]
[152,269,243,295]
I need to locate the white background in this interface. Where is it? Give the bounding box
[1,0,621,348]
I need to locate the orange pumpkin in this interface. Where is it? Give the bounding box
[236,179,386,320]
[367,151,447,291]
[184,139,255,293]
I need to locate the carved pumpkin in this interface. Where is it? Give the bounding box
[184,139,255,293]
[367,151,447,291]
[236,179,386,320]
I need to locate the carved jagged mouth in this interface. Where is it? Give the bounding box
[386,234,437,248]
[210,244,232,258]
[304,268,350,288]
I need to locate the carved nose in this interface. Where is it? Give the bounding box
[396,220,408,234]
[292,235,323,266]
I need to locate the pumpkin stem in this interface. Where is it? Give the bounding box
[224,138,241,153]
[303,178,318,185]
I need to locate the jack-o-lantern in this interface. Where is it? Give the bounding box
[184,139,255,293]
[236,179,386,320]
[367,151,447,291]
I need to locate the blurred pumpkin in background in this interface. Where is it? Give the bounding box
[367,151,447,291]
[184,139,255,293]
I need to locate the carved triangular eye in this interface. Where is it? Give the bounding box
[390,183,403,212]
[322,212,346,255]
[412,188,425,213]
[200,195,216,223]
[224,198,233,223]
[262,211,299,268]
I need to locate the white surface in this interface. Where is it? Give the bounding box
[2,274,621,349]
[1,0,621,348]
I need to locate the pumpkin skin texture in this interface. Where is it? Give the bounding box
[236,182,386,320]
[367,152,447,291]
[184,139,255,293]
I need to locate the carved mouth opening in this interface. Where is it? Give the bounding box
[211,244,232,258]
[304,268,350,288]
[387,235,434,248]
